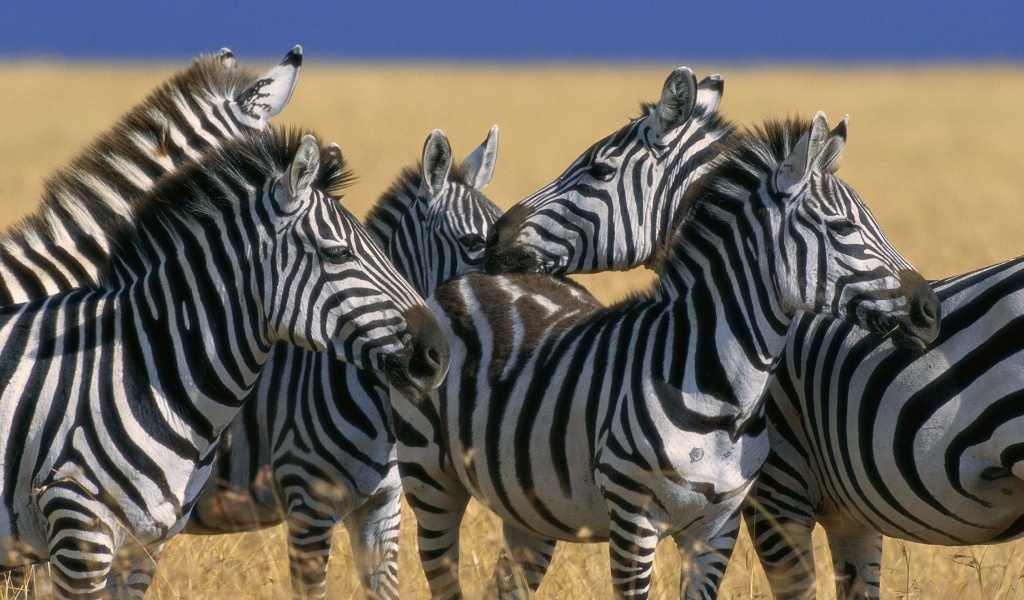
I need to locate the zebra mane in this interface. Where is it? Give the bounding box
[656,116,832,272]
[364,159,474,248]
[99,126,353,286]
[4,53,264,263]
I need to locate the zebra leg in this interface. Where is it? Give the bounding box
[285,499,339,600]
[40,494,116,600]
[341,484,402,600]
[107,540,163,599]
[822,518,882,600]
[606,506,660,599]
[743,482,818,600]
[401,462,471,600]
[488,521,557,598]
[674,508,741,600]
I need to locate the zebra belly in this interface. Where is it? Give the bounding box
[185,464,285,533]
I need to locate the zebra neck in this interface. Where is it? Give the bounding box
[658,222,791,409]
[122,254,270,437]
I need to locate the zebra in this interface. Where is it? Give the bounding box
[741,254,1024,599]
[0,45,302,304]
[0,46,301,596]
[398,111,942,599]
[483,69,945,596]
[0,127,450,600]
[129,126,500,600]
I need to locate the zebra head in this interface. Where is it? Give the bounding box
[737,113,940,348]
[485,66,733,275]
[366,126,504,296]
[262,135,451,397]
[140,45,301,158]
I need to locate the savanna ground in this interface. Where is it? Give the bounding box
[2,58,1024,598]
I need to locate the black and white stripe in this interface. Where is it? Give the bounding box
[0,46,302,305]
[399,110,940,599]
[743,255,1024,599]
[1,47,302,597]
[0,128,448,600]
[485,67,732,275]
[157,127,503,600]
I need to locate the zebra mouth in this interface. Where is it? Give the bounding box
[484,245,550,275]
[380,305,451,399]
[872,315,936,351]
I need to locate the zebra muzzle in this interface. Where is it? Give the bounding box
[384,304,451,398]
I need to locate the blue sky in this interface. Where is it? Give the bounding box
[2,1,1019,62]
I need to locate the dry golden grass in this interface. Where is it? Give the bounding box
[2,60,1024,598]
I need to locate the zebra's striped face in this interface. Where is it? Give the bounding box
[765,114,940,349]
[369,127,504,297]
[486,67,732,276]
[262,138,450,397]
[417,185,503,293]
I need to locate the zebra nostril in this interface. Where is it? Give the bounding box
[921,300,938,322]
[409,344,443,381]
[400,304,451,389]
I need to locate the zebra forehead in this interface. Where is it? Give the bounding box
[365,159,484,243]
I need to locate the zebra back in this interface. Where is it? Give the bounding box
[0,46,301,304]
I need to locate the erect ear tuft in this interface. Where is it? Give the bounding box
[232,45,302,128]
[653,67,698,134]
[287,135,320,198]
[462,124,499,190]
[817,114,848,174]
[695,74,724,115]
[807,111,830,161]
[420,129,453,201]
[217,47,236,69]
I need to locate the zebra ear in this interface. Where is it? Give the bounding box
[652,67,698,135]
[217,47,236,69]
[776,111,831,193]
[232,45,302,129]
[461,125,499,190]
[420,129,453,202]
[286,135,321,199]
[816,114,848,174]
[695,74,724,115]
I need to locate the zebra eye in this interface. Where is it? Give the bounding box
[828,220,858,236]
[459,233,487,252]
[322,243,354,264]
[588,161,616,181]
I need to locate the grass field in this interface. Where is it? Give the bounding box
[2,58,1024,598]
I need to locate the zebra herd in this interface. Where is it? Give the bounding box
[0,46,1019,600]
